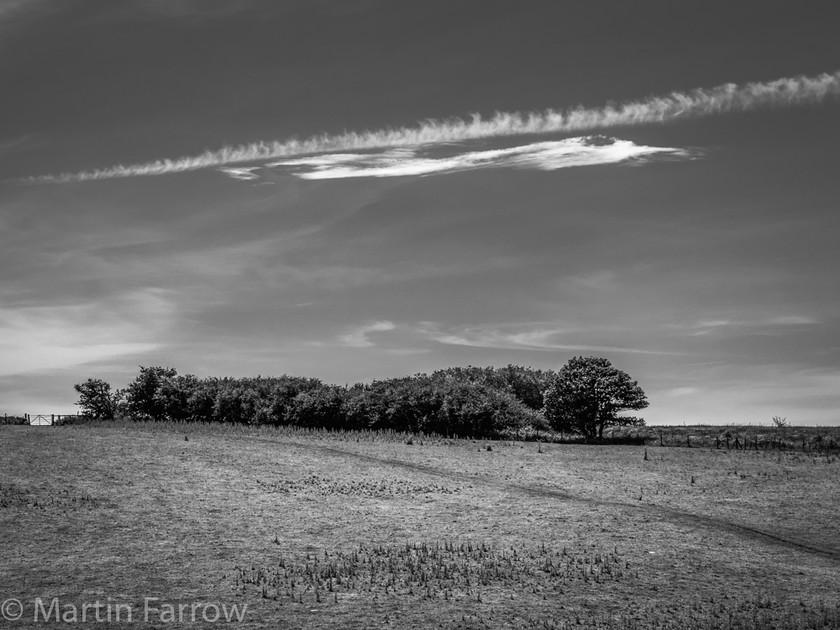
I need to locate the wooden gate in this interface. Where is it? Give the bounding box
[28,414,54,426]
[24,414,79,426]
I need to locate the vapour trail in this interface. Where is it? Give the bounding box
[25,69,840,183]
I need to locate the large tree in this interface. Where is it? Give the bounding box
[542,356,648,438]
[74,378,117,420]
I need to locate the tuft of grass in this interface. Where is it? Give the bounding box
[235,540,632,604]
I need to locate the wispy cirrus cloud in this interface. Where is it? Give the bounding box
[0,289,174,376]
[326,320,673,356]
[422,322,673,355]
[23,69,840,183]
[219,166,261,181]
[678,315,820,336]
[338,321,397,348]
[0,133,35,153]
[260,136,689,180]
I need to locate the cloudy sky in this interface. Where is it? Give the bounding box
[2,0,839,424]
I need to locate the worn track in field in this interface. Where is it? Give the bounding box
[271,438,840,563]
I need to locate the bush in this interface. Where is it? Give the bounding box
[0,415,28,425]
[75,365,555,438]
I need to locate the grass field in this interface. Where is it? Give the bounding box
[1,421,839,629]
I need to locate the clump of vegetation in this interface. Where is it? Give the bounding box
[0,415,28,425]
[233,540,840,629]
[772,415,789,428]
[0,482,101,511]
[235,540,632,604]
[73,358,648,440]
[256,474,460,497]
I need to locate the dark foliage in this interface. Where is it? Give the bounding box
[431,365,554,410]
[543,356,648,438]
[73,378,118,420]
[75,359,646,439]
[80,365,547,438]
[1,415,29,425]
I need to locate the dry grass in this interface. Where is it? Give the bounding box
[1,422,839,629]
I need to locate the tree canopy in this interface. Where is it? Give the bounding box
[73,378,117,420]
[76,366,543,438]
[542,356,648,438]
[74,360,647,439]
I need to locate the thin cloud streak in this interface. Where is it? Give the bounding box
[307,321,673,356]
[416,323,675,356]
[24,69,840,183]
[674,315,820,336]
[339,321,397,348]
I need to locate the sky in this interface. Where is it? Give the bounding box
[1,0,839,425]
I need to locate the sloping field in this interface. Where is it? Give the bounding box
[1,423,838,629]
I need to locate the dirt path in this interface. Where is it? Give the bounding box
[275,438,840,563]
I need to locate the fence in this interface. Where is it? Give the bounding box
[642,428,840,453]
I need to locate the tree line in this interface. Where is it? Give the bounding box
[74,357,648,439]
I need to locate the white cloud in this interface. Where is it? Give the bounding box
[0,289,174,376]
[24,69,840,183]
[260,137,689,180]
[218,166,261,181]
[338,321,397,348]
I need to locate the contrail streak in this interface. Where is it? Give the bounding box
[25,70,840,183]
